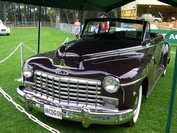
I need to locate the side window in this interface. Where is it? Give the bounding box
[83,22,97,35]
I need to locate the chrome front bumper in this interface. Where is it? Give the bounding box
[17,86,134,128]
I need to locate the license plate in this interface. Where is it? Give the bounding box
[44,104,62,119]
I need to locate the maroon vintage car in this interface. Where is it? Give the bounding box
[17,18,170,128]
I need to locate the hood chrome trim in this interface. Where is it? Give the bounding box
[53,64,77,70]
[83,45,154,58]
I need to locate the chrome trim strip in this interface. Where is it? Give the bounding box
[53,64,77,70]
[24,81,34,85]
[83,45,154,58]
[120,73,147,87]
[17,87,25,97]
[35,70,102,85]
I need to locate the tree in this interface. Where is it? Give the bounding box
[32,5,36,22]
[12,3,17,25]
[22,4,27,22]
[0,1,104,25]
[64,9,70,24]
[73,10,77,23]
[1,2,7,22]
[47,7,57,26]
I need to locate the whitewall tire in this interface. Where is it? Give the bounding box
[125,85,142,127]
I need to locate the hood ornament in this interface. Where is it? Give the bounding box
[53,58,77,70]
[60,59,66,66]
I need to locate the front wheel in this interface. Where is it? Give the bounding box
[125,85,142,127]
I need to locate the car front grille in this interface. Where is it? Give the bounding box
[1,29,6,31]
[32,70,103,107]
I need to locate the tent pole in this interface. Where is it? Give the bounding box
[80,11,83,35]
[80,3,83,23]
[37,5,41,54]
[78,4,83,39]
[166,48,177,133]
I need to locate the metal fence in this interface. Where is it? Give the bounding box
[56,23,76,34]
[5,21,76,34]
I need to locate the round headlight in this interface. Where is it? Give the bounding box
[23,64,33,78]
[103,76,120,93]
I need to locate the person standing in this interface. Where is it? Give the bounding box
[74,19,81,36]
[97,14,109,33]
[97,15,105,33]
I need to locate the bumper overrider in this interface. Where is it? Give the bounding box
[17,86,134,128]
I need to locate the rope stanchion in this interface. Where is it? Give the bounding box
[0,38,71,132]
[15,43,37,82]
[15,43,24,82]
[1,37,71,82]
[23,44,37,54]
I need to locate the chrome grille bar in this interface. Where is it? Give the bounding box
[33,71,102,107]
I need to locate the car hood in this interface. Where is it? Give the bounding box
[53,39,146,78]
[0,24,7,29]
[58,39,141,56]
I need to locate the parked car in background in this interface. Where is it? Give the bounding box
[139,13,163,22]
[17,18,170,128]
[0,19,10,35]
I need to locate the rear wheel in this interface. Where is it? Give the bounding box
[125,85,142,127]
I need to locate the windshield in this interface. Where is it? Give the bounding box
[82,18,143,35]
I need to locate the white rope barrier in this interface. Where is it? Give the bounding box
[0,87,60,133]
[0,38,72,133]
[0,42,38,64]
[0,43,22,64]
[0,38,71,82]
[23,44,37,54]
[62,37,71,45]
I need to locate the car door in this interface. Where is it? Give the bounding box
[143,22,161,92]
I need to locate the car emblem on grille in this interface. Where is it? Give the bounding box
[55,69,69,75]
[42,83,47,88]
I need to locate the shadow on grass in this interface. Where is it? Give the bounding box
[26,109,130,133]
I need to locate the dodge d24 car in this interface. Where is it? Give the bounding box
[17,18,170,128]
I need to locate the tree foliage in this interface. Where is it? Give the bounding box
[0,1,121,24]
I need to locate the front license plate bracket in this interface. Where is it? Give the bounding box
[44,104,62,119]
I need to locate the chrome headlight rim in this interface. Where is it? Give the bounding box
[23,64,33,78]
[103,76,120,93]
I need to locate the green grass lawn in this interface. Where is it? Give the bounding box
[0,27,177,133]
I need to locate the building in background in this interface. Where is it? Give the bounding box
[121,0,177,22]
